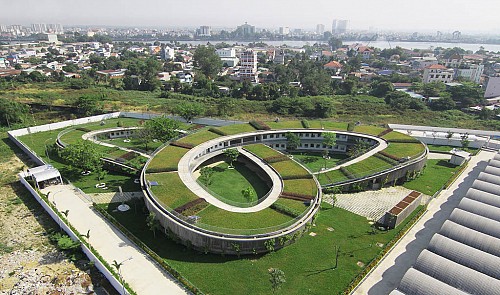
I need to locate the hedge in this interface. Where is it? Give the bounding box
[249,120,271,130]
[208,127,228,136]
[281,191,314,200]
[374,152,399,165]
[76,127,92,132]
[377,150,401,161]
[170,141,195,149]
[301,120,310,129]
[281,174,314,180]
[347,123,355,132]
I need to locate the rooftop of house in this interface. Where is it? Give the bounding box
[425,64,447,70]
[324,61,343,68]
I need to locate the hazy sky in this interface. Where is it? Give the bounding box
[6,0,500,33]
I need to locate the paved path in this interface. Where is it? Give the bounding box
[353,150,495,295]
[42,185,188,295]
[89,191,143,204]
[177,146,283,213]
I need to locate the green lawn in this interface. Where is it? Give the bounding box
[177,129,221,146]
[270,160,311,179]
[65,169,139,194]
[317,169,349,185]
[383,142,426,159]
[382,131,414,141]
[146,172,199,210]
[283,179,318,197]
[147,145,188,172]
[244,143,283,159]
[266,121,304,129]
[100,137,163,153]
[102,202,421,295]
[308,121,349,131]
[403,159,462,195]
[426,144,478,155]
[196,205,294,234]
[346,156,393,178]
[217,123,257,135]
[200,162,270,206]
[274,198,310,212]
[292,152,348,173]
[353,125,387,135]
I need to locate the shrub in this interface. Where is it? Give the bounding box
[249,120,271,130]
[170,141,195,149]
[76,127,91,132]
[387,138,420,143]
[263,155,289,163]
[281,191,314,200]
[301,119,310,129]
[281,174,313,180]
[347,123,355,132]
[374,152,399,165]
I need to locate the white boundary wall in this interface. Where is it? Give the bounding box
[18,174,129,295]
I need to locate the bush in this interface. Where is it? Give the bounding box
[76,127,92,132]
[249,120,271,130]
[377,128,393,137]
[281,191,314,199]
[374,152,399,165]
[263,155,289,163]
[170,141,195,149]
[387,138,420,143]
[301,119,310,129]
[281,174,313,180]
[347,123,355,132]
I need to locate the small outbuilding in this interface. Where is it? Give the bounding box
[450,149,471,166]
[27,165,63,189]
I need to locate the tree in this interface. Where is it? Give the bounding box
[199,166,215,186]
[146,212,161,239]
[460,133,470,149]
[59,140,103,173]
[74,95,103,116]
[285,132,300,151]
[224,148,239,168]
[328,37,343,51]
[429,96,456,111]
[370,81,394,98]
[143,116,180,143]
[193,45,222,79]
[269,268,286,294]
[347,139,371,158]
[322,132,337,168]
[241,187,256,202]
[174,102,204,123]
[217,97,236,117]
[0,97,29,127]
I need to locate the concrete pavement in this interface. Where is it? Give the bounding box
[42,185,188,295]
[353,150,495,295]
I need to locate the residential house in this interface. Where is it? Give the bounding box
[423,64,454,83]
[161,46,175,60]
[484,76,500,98]
[323,60,343,75]
[238,50,258,82]
[412,56,438,69]
[454,63,484,83]
[357,46,373,59]
[95,69,127,79]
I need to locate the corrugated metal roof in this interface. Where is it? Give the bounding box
[394,152,500,294]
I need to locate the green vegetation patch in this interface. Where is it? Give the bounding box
[200,162,269,206]
[244,143,282,159]
[270,160,311,179]
[346,156,393,178]
[177,129,221,146]
[274,198,310,212]
[353,125,387,135]
[195,205,293,234]
[308,121,349,131]
[217,123,257,135]
[317,169,350,185]
[147,145,188,172]
[293,152,348,173]
[147,172,199,210]
[426,144,478,155]
[102,202,421,295]
[384,142,425,159]
[265,120,304,129]
[403,159,462,195]
[382,131,414,141]
[283,179,318,197]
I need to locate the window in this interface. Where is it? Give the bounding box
[304,143,309,148]
[263,135,267,139]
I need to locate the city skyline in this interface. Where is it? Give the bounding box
[5,0,500,34]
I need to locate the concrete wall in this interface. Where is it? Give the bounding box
[18,175,129,295]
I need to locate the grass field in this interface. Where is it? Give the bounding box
[266,121,304,129]
[146,145,188,172]
[426,144,478,155]
[292,152,348,173]
[244,143,283,159]
[102,202,421,295]
[403,159,462,195]
[217,123,257,135]
[283,179,318,197]
[382,131,414,141]
[346,156,394,178]
[177,129,221,146]
[273,198,310,212]
[146,172,199,210]
[353,125,387,135]
[317,169,350,185]
[270,160,311,179]
[200,162,270,206]
[383,142,426,159]
[308,121,349,131]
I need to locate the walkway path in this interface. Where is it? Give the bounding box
[177,146,283,213]
[42,185,188,295]
[353,150,495,295]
